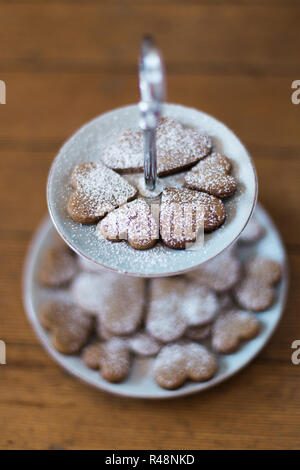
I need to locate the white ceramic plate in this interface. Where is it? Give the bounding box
[23,204,288,399]
[47,103,257,277]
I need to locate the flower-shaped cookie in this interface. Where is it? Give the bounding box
[146,278,219,343]
[160,187,226,249]
[153,343,217,390]
[40,300,94,354]
[102,117,212,177]
[234,257,281,311]
[212,310,259,353]
[184,153,237,198]
[67,162,137,224]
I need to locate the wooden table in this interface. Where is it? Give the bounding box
[1,1,300,450]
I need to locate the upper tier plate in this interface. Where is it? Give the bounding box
[47,103,257,277]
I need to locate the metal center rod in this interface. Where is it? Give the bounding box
[139,36,166,191]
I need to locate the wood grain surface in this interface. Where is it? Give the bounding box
[0,1,300,450]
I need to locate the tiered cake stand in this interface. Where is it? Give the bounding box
[22,38,288,398]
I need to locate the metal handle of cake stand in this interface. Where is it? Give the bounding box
[139,36,166,191]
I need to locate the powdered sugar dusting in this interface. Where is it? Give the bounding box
[102,117,211,176]
[47,103,256,276]
[184,152,237,198]
[69,162,137,221]
[146,278,219,343]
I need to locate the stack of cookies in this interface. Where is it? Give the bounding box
[37,216,282,390]
[67,117,238,251]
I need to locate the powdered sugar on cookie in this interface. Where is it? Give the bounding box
[146,278,219,343]
[102,117,211,177]
[184,152,237,199]
[98,198,159,250]
[68,162,137,224]
[154,342,217,390]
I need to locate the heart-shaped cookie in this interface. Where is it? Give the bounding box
[67,162,137,224]
[186,247,241,292]
[153,343,217,390]
[184,152,237,198]
[82,338,130,383]
[160,187,226,249]
[146,278,219,343]
[39,300,94,354]
[98,198,159,250]
[38,244,78,287]
[212,309,259,353]
[71,271,145,335]
[234,257,281,311]
[102,117,212,177]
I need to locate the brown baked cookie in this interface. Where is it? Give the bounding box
[98,198,159,250]
[186,247,241,292]
[82,338,130,383]
[102,117,212,177]
[153,343,217,390]
[101,129,144,173]
[38,244,78,287]
[160,188,226,249]
[212,310,259,354]
[67,162,137,224]
[72,271,145,335]
[184,153,237,198]
[40,300,93,354]
[246,257,281,284]
[146,278,219,343]
[234,257,281,312]
[96,317,116,341]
